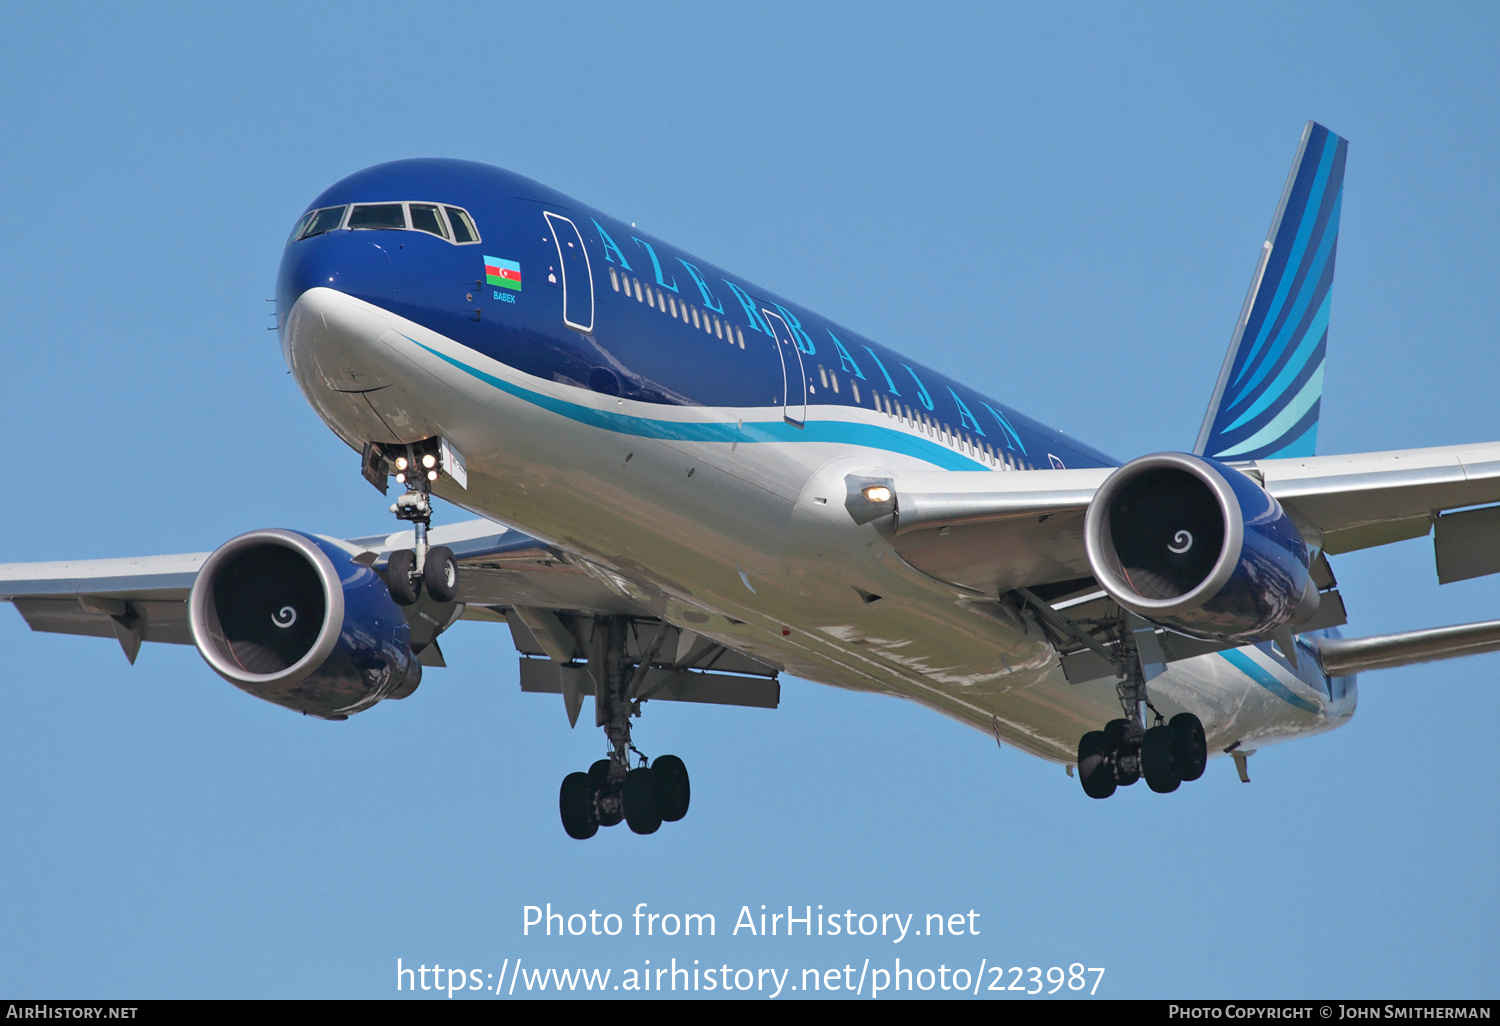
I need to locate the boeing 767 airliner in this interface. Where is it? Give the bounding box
[7,122,1500,837]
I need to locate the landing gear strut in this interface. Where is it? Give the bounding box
[368,440,459,606]
[1075,618,1207,800]
[557,616,691,840]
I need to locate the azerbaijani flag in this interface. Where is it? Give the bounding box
[484,256,521,291]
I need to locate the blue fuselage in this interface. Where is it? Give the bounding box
[277,159,1113,475]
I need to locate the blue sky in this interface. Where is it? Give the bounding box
[1,2,1496,999]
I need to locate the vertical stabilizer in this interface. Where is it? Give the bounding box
[1194,122,1347,460]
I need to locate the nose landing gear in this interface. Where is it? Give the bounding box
[557,616,692,839]
[362,439,462,606]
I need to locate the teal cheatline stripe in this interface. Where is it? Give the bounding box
[402,334,991,470]
[1220,648,1320,713]
[1230,131,1339,389]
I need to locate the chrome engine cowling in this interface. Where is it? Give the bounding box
[188,529,419,719]
[1084,452,1316,643]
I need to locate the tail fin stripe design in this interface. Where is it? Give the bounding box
[1225,188,1342,407]
[1196,121,1347,462]
[1229,133,1340,390]
[1223,291,1331,431]
[1274,409,1320,460]
[1217,359,1324,458]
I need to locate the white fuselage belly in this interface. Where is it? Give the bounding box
[284,287,1355,765]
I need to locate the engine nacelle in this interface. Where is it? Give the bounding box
[1084,452,1316,643]
[188,529,419,720]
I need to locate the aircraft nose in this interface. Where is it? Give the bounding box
[277,230,398,323]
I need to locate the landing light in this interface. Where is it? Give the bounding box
[427,470,438,481]
[863,485,892,503]
[422,454,437,469]
[395,473,406,484]
[395,456,409,471]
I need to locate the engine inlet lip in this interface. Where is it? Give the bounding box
[188,529,346,688]
[1084,452,1245,618]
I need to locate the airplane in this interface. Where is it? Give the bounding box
[6,120,1500,838]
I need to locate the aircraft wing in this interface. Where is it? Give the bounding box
[0,517,779,711]
[1253,442,1500,568]
[876,440,1500,594]
[0,518,644,657]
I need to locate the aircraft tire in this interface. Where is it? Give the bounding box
[588,759,611,789]
[559,772,598,840]
[384,550,421,605]
[1077,731,1116,799]
[652,755,690,822]
[1169,713,1207,781]
[1104,719,1140,786]
[424,545,459,602]
[1142,726,1181,793]
[623,767,663,834]
[590,760,623,827]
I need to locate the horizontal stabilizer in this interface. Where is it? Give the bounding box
[1314,619,1500,676]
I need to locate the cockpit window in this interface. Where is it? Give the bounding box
[289,205,347,244]
[445,206,479,244]
[409,203,449,239]
[348,203,406,230]
[288,211,316,246]
[287,201,480,246]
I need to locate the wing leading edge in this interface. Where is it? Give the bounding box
[0,517,780,714]
[877,441,1500,594]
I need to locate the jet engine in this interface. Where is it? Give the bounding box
[187,529,420,719]
[1084,452,1317,643]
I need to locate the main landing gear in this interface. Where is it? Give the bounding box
[1075,625,1207,799]
[1011,587,1210,800]
[1078,712,1207,799]
[557,617,692,839]
[365,440,460,606]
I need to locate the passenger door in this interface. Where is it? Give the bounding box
[762,308,807,427]
[542,212,594,334]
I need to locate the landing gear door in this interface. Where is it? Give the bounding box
[542,212,594,334]
[762,309,807,428]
